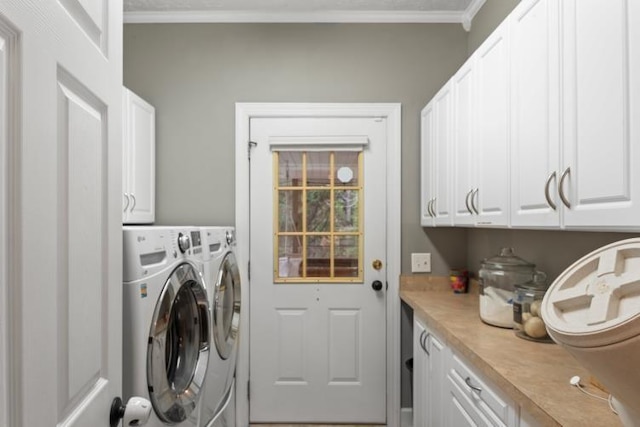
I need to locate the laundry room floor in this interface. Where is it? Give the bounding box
[251,424,382,426]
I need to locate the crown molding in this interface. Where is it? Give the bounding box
[124,9,468,25]
[461,0,486,31]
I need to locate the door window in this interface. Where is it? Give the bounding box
[274,151,363,282]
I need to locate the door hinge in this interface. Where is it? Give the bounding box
[247,381,250,400]
[248,140,257,159]
[386,281,389,290]
[247,260,250,280]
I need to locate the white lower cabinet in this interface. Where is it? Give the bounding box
[413,318,520,427]
[413,318,446,427]
[445,352,518,427]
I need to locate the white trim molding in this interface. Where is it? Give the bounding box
[0,17,20,427]
[124,7,486,30]
[235,102,402,427]
[462,0,487,31]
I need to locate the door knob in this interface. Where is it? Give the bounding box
[110,396,152,427]
[372,280,383,291]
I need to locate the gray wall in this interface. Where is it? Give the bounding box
[123,23,469,275]
[467,0,519,55]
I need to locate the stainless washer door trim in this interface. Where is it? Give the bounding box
[147,262,210,423]
[213,251,241,360]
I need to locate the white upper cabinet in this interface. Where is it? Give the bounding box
[452,61,477,226]
[474,24,510,227]
[433,83,455,226]
[509,0,561,228]
[560,0,640,230]
[422,0,640,231]
[422,82,455,227]
[420,102,435,226]
[123,87,155,224]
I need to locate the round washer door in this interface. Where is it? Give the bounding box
[213,251,241,359]
[147,262,210,423]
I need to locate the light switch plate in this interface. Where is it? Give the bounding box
[411,253,431,273]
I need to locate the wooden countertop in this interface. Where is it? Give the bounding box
[400,276,621,427]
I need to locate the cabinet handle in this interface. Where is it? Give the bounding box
[544,172,557,210]
[123,193,130,213]
[426,200,433,218]
[430,197,437,218]
[465,376,482,394]
[422,332,431,356]
[471,188,479,215]
[419,330,427,352]
[465,190,473,214]
[130,194,137,212]
[558,167,571,209]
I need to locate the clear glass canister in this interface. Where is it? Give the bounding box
[478,248,545,328]
[513,276,553,342]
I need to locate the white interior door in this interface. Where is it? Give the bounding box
[249,116,387,423]
[0,1,122,426]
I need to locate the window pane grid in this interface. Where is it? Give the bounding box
[274,151,363,282]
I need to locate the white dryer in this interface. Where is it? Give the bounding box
[123,226,210,427]
[199,226,241,427]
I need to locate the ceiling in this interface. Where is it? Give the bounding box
[123,0,486,29]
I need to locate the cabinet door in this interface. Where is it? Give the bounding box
[474,24,510,227]
[509,0,561,228]
[420,104,435,227]
[413,320,427,427]
[122,89,131,222]
[452,62,477,226]
[123,88,155,224]
[433,84,454,226]
[561,0,640,229]
[425,332,446,427]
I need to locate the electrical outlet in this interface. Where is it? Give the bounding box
[411,253,431,273]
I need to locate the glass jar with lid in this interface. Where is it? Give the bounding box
[478,248,546,328]
[513,275,553,342]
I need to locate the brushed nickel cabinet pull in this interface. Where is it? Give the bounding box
[558,167,571,208]
[465,376,482,394]
[544,171,557,210]
[471,188,480,215]
[465,190,473,214]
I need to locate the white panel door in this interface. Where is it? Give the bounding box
[452,62,477,226]
[0,1,122,426]
[249,117,387,423]
[561,0,640,229]
[474,24,510,227]
[509,0,561,228]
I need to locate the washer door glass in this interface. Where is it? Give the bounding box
[147,263,210,423]
[213,252,241,359]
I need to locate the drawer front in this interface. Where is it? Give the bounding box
[449,352,516,425]
[446,373,503,427]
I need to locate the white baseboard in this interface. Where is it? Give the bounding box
[400,407,413,427]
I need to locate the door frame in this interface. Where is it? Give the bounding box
[235,102,402,427]
[1,20,20,427]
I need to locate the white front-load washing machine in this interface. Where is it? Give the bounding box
[199,226,241,427]
[123,226,211,427]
